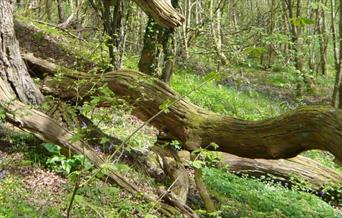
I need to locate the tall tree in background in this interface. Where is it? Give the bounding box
[335,0,342,108]
[209,0,228,67]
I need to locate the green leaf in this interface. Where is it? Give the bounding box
[42,143,61,154]
[170,140,182,150]
[210,142,219,150]
[192,160,205,169]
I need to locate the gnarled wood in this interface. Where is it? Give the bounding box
[23,54,342,164]
[133,0,184,28]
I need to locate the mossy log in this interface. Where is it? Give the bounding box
[23,54,342,164]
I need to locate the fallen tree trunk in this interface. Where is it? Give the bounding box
[15,22,342,193]
[221,153,342,189]
[23,54,342,164]
[52,102,342,200]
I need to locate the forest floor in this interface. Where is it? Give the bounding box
[0,16,341,217]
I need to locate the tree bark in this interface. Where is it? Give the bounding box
[23,54,342,164]
[333,0,342,108]
[331,0,341,107]
[132,0,184,28]
[56,0,64,23]
[221,153,342,189]
[0,0,43,105]
[138,17,164,77]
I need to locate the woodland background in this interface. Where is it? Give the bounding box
[0,0,342,217]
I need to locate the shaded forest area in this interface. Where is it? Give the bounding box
[0,0,342,217]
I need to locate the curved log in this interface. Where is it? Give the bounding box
[23,54,342,164]
[133,0,184,28]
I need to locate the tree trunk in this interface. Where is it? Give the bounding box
[56,0,64,24]
[153,145,189,204]
[138,17,164,77]
[334,0,342,109]
[209,0,228,66]
[45,0,52,21]
[0,0,43,105]
[23,54,342,164]
[160,26,176,83]
[221,153,342,189]
[318,1,328,75]
[331,0,341,107]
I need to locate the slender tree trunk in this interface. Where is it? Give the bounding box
[337,0,342,109]
[209,0,228,66]
[45,0,52,21]
[56,0,64,23]
[333,0,342,107]
[0,0,43,105]
[318,1,328,75]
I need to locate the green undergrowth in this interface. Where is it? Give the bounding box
[204,168,341,218]
[0,132,159,217]
[171,69,284,120]
[124,55,284,120]
[0,174,157,217]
